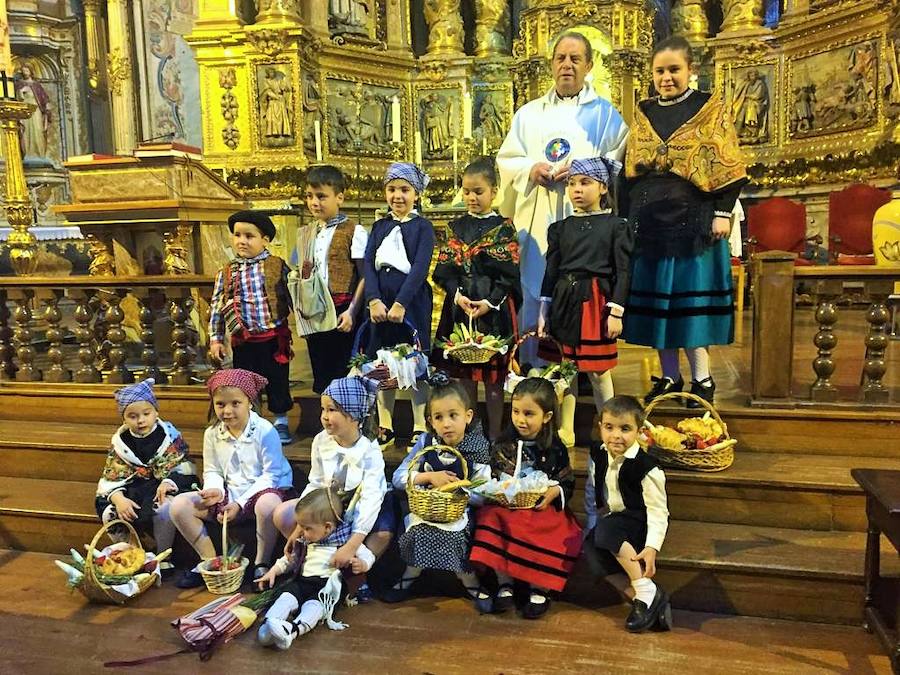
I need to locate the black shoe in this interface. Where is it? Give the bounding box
[625,587,668,633]
[521,589,550,620]
[687,377,715,408]
[493,583,515,613]
[644,376,684,405]
[467,586,494,615]
[652,600,673,632]
[380,575,418,603]
[176,569,205,589]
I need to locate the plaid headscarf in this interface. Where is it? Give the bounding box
[569,156,623,186]
[384,162,429,193]
[207,368,269,402]
[323,376,379,422]
[115,378,158,415]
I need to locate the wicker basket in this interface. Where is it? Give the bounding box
[444,314,508,365]
[641,391,736,472]
[504,330,571,403]
[199,512,249,595]
[406,444,470,524]
[481,440,547,509]
[81,519,157,605]
[350,318,427,390]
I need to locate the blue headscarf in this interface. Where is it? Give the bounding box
[115,378,158,415]
[568,156,623,186]
[384,162,430,193]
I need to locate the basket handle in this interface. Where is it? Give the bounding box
[85,518,142,599]
[643,391,730,439]
[221,510,229,567]
[351,317,422,357]
[405,443,469,492]
[507,329,565,376]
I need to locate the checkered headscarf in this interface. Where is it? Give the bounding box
[569,156,622,185]
[384,163,430,193]
[323,376,379,422]
[207,368,269,402]
[115,378,158,415]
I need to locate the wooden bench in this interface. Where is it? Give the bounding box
[851,468,900,674]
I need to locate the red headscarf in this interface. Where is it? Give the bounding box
[207,368,268,402]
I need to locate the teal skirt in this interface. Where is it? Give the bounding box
[623,240,734,350]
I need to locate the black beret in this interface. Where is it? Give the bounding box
[228,210,276,240]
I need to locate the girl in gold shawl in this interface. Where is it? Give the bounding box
[622,37,747,408]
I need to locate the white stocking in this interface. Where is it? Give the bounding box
[410,382,429,432]
[376,389,396,431]
[294,599,325,632]
[685,347,711,382]
[588,371,614,414]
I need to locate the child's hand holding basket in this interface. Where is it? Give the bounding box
[504,330,575,403]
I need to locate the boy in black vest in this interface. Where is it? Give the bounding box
[209,210,293,443]
[586,395,671,632]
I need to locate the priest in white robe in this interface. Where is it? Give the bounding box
[497,31,629,336]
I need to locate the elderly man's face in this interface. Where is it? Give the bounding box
[552,37,592,96]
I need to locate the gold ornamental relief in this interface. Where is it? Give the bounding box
[423,0,464,55]
[721,0,765,33]
[107,48,131,96]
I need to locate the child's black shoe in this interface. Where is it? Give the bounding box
[521,589,550,620]
[176,569,205,589]
[625,587,668,633]
[644,376,684,405]
[686,377,716,408]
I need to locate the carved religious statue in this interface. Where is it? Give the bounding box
[423,0,464,55]
[422,93,451,155]
[302,74,321,155]
[476,94,504,148]
[259,67,293,144]
[721,0,765,33]
[329,0,369,36]
[15,63,52,161]
[733,69,769,144]
[474,0,510,57]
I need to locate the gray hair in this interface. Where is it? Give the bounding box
[552,31,594,63]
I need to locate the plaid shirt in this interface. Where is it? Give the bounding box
[208,250,285,342]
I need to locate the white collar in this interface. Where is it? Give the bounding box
[545,83,598,106]
[467,210,498,219]
[573,209,612,217]
[657,88,694,107]
[604,441,641,461]
[389,209,418,223]
[215,411,261,443]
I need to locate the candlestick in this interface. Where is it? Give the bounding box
[389,140,404,160]
[414,130,423,166]
[314,119,323,161]
[452,138,458,166]
[462,92,472,139]
[391,95,402,144]
[481,136,488,156]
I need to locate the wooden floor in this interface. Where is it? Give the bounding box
[0,550,891,675]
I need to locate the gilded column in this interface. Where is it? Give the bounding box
[671,0,709,43]
[192,0,242,32]
[385,0,409,50]
[82,0,108,93]
[305,0,329,36]
[0,99,38,275]
[255,0,301,25]
[106,0,137,154]
[720,0,765,33]
[423,0,464,55]
[475,0,510,57]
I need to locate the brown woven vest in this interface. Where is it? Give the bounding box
[326,221,359,296]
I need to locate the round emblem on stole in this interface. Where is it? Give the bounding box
[545,138,571,163]
[656,143,668,156]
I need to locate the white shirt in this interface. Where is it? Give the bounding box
[314,220,368,287]
[301,430,387,536]
[202,411,294,507]
[273,542,375,579]
[584,442,669,551]
[496,83,629,297]
[374,211,417,274]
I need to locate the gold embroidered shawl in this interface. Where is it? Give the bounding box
[625,92,747,193]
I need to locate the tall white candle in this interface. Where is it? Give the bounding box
[314,119,323,161]
[391,95,402,144]
[414,130,423,166]
[482,136,488,155]
[452,138,458,165]
[462,92,473,139]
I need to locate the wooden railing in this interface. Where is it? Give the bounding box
[752,252,898,407]
[0,276,215,386]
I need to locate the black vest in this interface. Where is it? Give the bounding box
[589,442,659,512]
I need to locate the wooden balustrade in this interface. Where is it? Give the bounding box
[753,256,899,407]
[0,276,215,386]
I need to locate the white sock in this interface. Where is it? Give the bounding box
[685,347,711,383]
[273,414,289,427]
[377,390,396,431]
[455,571,486,599]
[259,592,300,645]
[264,592,299,622]
[632,577,657,606]
[588,371,614,414]
[294,599,325,632]
[529,586,549,604]
[659,349,681,380]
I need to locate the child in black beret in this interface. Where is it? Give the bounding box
[209,209,294,444]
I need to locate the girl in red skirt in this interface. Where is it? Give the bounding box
[469,378,582,619]
[537,156,633,440]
